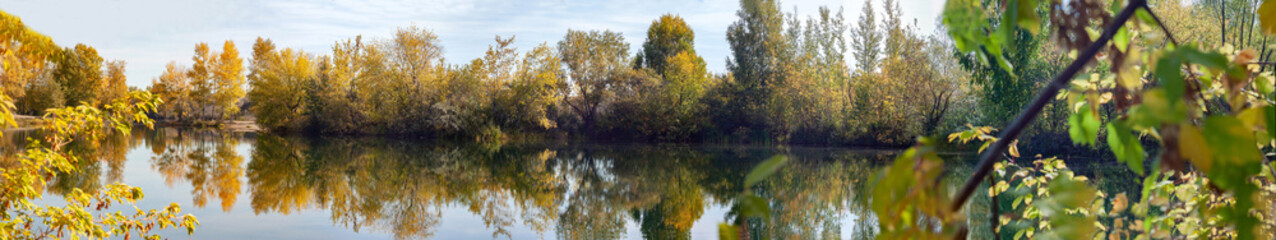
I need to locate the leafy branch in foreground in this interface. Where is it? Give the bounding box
[719,155,788,240]
[0,91,198,239]
[868,0,1276,239]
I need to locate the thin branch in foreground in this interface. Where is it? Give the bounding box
[1144,5,1180,46]
[949,0,1146,212]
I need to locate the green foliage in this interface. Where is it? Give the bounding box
[1105,120,1144,174]
[723,0,787,139]
[558,29,631,132]
[948,0,1064,129]
[15,71,63,115]
[944,0,1023,72]
[867,0,1276,239]
[989,157,1102,240]
[637,14,696,73]
[1067,104,1101,146]
[867,138,962,239]
[617,14,717,141]
[850,0,881,73]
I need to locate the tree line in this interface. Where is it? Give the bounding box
[9,1,1267,147]
[127,0,969,145]
[5,19,132,116]
[5,0,1016,146]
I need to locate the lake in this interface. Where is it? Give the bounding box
[6,127,1127,239]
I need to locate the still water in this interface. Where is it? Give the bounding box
[3,127,1021,239]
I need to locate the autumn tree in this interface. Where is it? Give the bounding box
[878,23,960,135]
[15,69,61,115]
[182,41,245,122]
[636,14,697,73]
[6,11,63,114]
[771,6,852,143]
[306,37,369,134]
[99,60,128,104]
[150,62,193,121]
[0,11,199,238]
[625,14,715,141]
[212,41,245,120]
[499,43,567,131]
[451,36,516,138]
[55,44,105,106]
[1,10,58,103]
[188,43,215,120]
[248,37,315,131]
[380,26,447,134]
[558,29,630,132]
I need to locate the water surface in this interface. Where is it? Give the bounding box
[7,127,1017,239]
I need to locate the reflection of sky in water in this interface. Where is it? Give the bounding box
[25,130,875,239]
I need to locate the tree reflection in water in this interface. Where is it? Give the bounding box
[5,128,891,239]
[3,128,144,197]
[150,128,245,211]
[252,140,885,240]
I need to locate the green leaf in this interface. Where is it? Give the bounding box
[718,223,740,240]
[1203,116,1262,166]
[1107,121,1145,175]
[738,194,770,219]
[1068,105,1100,145]
[1126,89,1186,128]
[1179,47,1230,70]
[1155,53,1184,105]
[1268,105,1276,141]
[999,0,1021,50]
[1255,73,1275,95]
[1114,25,1129,53]
[1134,8,1156,26]
[744,155,788,188]
[1137,172,1163,235]
[1014,0,1041,35]
[1200,116,1264,189]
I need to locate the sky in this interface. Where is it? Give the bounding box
[1,0,942,88]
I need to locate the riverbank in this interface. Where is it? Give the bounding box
[1,114,48,132]
[154,119,262,133]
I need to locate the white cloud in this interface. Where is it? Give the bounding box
[0,0,941,87]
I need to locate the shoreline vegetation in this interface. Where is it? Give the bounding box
[7,114,45,131]
[138,0,983,148]
[5,0,1224,152]
[6,0,1276,238]
[4,0,1100,150]
[6,0,1129,151]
